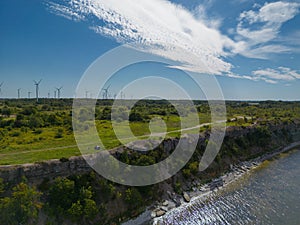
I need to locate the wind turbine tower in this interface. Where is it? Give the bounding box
[17,88,21,99]
[28,91,32,99]
[120,91,125,100]
[0,82,3,95]
[56,87,63,99]
[33,79,42,103]
[102,84,111,100]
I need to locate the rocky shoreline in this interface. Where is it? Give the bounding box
[123,141,300,225]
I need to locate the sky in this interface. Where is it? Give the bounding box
[0,0,300,100]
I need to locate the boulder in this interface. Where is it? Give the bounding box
[151,211,156,218]
[162,200,169,206]
[156,210,165,217]
[160,206,168,212]
[183,192,190,202]
[167,201,176,210]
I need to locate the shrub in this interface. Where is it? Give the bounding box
[33,129,43,134]
[55,128,63,138]
[124,188,143,209]
[10,131,21,137]
[59,157,69,162]
[0,182,42,225]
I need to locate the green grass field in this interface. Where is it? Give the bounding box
[0,99,299,165]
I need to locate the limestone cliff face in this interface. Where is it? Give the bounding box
[0,120,299,185]
[0,157,91,184]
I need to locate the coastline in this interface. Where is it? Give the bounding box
[123,141,300,225]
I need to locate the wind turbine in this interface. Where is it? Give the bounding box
[33,79,42,103]
[120,91,125,100]
[54,90,57,99]
[55,86,63,99]
[102,84,111,99]
[17,88,21,99]
[0,82,3,95]
[28,91,32,99]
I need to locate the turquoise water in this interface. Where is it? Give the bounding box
[160,149,300,225]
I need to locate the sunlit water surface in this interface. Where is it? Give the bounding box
[160,149,300,225]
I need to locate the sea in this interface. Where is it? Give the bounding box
[158,149,300,225]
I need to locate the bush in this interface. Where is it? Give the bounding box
[0,182,42,225]
[48,177,98,222]
[33,129,43,134]
[55,128,63,138]
[0,178,4,195]
[124,188,143,209]
[174,181,182,194]
[129,112,144,122]
[59,157,69,162]
[28,115,44,128]
[10,131,21,137]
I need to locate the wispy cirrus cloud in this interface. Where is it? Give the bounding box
[234,1,300,58]
[46,0,235,75]
[47,0,300,84]
[253,67,300,82]
[47,2,85,21]
[227,66,300,84]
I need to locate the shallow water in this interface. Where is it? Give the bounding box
[159,149,300,225]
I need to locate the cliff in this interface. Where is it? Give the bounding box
[0,120,299,185]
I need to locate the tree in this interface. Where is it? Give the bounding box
[0,178,4,195]
[124,187,143,209]
[48,177,75,213]
[83,198,98,220]
[0,182,42,225]
[1,106,11,117]
[28,115,44,128]
[68,200,83,221]
[129,112,143,122]
[48,178,98,222]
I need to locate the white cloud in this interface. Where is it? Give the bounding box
[234,1,300,58]
[226,66,300,84]
[252,67,300,82]
[47,2,85,21]
[47,0,300,85]
[193,0,222,29]
[47,0,235,75]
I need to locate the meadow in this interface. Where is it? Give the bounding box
[0,99,299,165]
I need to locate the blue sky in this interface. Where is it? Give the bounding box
[0,0,300,100]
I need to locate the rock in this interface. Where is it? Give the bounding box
[167,201,176,210]
[160,206,168,212]
[173,197,181,207]
[167,191,172,198]
[183,192,190,202]
[151,211,156,218]
[156,210,165,217]
[162,200,169,206]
